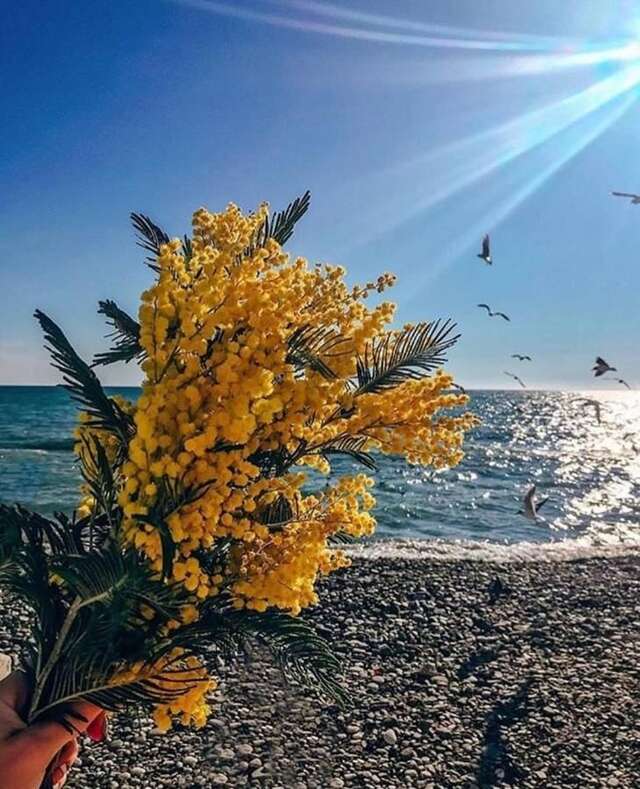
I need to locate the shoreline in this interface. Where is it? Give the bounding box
[349,536,640,563]
[1,548,638,787]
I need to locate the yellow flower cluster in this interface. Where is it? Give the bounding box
[112,650,214,733]
[151,656,214,732]
[231,474,376,614]
[75,200,473,729]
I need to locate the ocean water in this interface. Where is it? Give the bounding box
[1,386,639,547]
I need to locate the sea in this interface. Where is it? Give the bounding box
[1,386,639,550]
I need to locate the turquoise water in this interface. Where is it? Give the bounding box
[1,386,639,545]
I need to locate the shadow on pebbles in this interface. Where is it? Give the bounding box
[1,552,639,788]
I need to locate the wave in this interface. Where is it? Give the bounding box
[0,439,75,452]
[349,536,640,562]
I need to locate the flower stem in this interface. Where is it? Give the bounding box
[28,596,81,723]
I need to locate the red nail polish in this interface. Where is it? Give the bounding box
[87,713,107,742]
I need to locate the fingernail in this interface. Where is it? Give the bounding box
[52,763,68,788]
[87,711,107,742]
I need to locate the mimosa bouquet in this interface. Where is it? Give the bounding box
[0,193,473,743]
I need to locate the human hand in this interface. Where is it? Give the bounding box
[0,670,105,789]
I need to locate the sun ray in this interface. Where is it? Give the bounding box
[340,64,640,253]
[404,92,637,298]
[280,0,581,49]
[174,0,633,54]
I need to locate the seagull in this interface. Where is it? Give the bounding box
[477,234,492,264]
[518,485,549,521]
[611,191,640,204]
[478,304,510,321]
[504,371,526,388]
[616,378,631,389]
[511,354,532,361]
[592,356,616,377]
[572,397,602,424]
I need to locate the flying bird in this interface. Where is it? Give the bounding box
[611,191,640,204]
[478,304,510,321]
[592,356,616,377]
[477,234,492,264]
[504,371,526,388]
[616,378,631,389]
[518,485,549,521]
[572,398,602,424]
[511,354,532,361]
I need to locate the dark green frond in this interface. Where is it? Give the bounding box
[34,310,134,444]
[286,325,350,380]
[78,434,118,518]
[256,494,297,529]
[50,548,126,606]
[0,552,21,585]
[181,602,347,705]
[193,537,234,576]
[319,435,377,470]
[94,300,144,366]
[328,531,357,545]
[130,212,170,271]
[0,503,29,552]
[182,235,193,261]
[82,674,200,713]
[249,440,309,478]
[1,503,78,556]
[36,646,201,721]
[266,190,311,246]
[66,510,114,553]
[355,319,460,395]
[249,191,311,254]
[0,505,67,657]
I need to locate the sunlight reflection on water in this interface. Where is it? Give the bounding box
[1,388,639,546]
[358,390,640,544]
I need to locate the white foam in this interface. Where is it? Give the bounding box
[347,537,640,563]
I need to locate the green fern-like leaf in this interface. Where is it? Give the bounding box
[248,191,311,256]
[256,494,297,529]
[0,505,67,661]
[35,645,201,721]
[266,190,311,246]
[130,212,170,271]
[182,235,193,262]
[327,531,357,545]
[286,325,350,380]
[77,434,120,529]
[50,548,127,606]
[93,300,144,366]
[319,435,377,470]
[355,319,459,395]
[249,440,309,478]
[180,602,347,705]
[1,504,78,557]
[34,310,134,444]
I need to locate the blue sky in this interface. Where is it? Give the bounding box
[2,0,640,389]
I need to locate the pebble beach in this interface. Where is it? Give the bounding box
[1,542,639,788]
